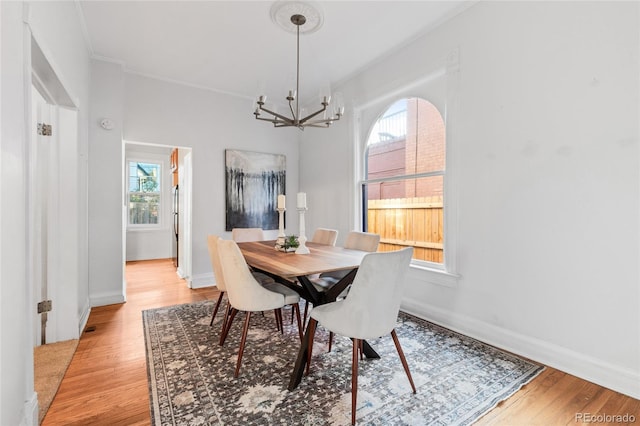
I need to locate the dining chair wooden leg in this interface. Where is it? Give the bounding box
[359,340,364,361]
[220,307,238,346]
[290,305,294,325]
[303,300,310,328]
[219,304,231,344]
[292,303,303,341]
[328,332,333,352]
[390,329,417,394]
[351,338,359,426]
[305,318,318,376]
[234,311,252,378]
[276,309,284,334]
[274,310,281,332]
[210,291,225,326]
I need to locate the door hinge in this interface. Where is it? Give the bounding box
[37,299,52,314]
[37,123,52,136]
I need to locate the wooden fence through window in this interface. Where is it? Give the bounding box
[367,196,443,263]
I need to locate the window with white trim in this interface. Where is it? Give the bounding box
[127,161,161,226]
[362,97,446,267]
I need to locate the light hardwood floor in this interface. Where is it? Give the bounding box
[42,258,639,425]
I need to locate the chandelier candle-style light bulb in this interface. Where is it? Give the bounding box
[253,12,344,130]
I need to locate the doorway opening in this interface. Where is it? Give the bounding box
[123,141,194,286]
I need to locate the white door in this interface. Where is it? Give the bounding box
[30,86,53,346]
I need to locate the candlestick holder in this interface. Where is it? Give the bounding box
[295,207,310,254]
[275,207,286,250]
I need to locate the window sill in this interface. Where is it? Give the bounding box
[408,264,460,288]
[126,226,167,233]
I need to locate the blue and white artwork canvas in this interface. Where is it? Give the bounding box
[225,150,286,231]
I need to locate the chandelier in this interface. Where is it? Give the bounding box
[253,13,344,130]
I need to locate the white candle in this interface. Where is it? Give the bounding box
[297,192,307,209]
[277,194,286,209]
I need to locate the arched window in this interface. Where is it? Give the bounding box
[362,97,445,265]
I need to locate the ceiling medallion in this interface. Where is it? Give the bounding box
[270,0,323,34]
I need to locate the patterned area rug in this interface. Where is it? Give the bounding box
[143,301,543,425]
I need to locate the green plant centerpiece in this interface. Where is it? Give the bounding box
[277,235,299,252]
[284,235,299,250]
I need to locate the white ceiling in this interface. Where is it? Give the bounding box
[78,1,473,103]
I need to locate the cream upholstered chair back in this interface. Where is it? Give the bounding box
[207,235,226,292]
[311,228,338,246]
[231,227,265,242]
[344,231,380,252]
[216,239,284,312]
[313,247,413,340]
[316,231,380,283]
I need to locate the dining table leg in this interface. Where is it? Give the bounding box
[288,320,313,390]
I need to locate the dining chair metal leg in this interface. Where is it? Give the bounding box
[292,303,303,341]
[351,338,359,425]
[390,329,417,394]
[305,318,318,376]
[220,307,238,346]
[210,291,225,326]
[234,311,252,378]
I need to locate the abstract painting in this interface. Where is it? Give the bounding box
[225,150,286,231]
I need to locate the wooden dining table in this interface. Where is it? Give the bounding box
[236,240,379,390]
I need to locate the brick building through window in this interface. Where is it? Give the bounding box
[364,97,446,264]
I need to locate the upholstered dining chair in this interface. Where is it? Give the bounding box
[299,228,340,326]
[315,231,380,287]
[306,247,416,425]
[209,235,302,342]
[217,239,303,377]
[310,231,380,349]
[231,227,265,242]
[311,227,338,246]
[231,227,304,330]
[231,227,274,283]
[207,235,227,328]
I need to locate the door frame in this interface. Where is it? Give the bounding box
[29,35,81,346]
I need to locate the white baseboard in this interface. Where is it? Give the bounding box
[190,272,215,289]
[177,266,186,279]
[78,300,91,335]
[89,292,126,307]
[21,391,38,426]
[401,299,640,400]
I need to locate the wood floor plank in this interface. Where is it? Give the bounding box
[41,258,639,425]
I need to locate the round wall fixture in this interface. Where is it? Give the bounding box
[100,118,114,130]
[270,0,324,34]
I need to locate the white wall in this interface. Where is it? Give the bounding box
[123,73,301,287]
[300,1,640,398]
[1,3,31,423]
[1,1,91,424]
[89,59,125,306]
